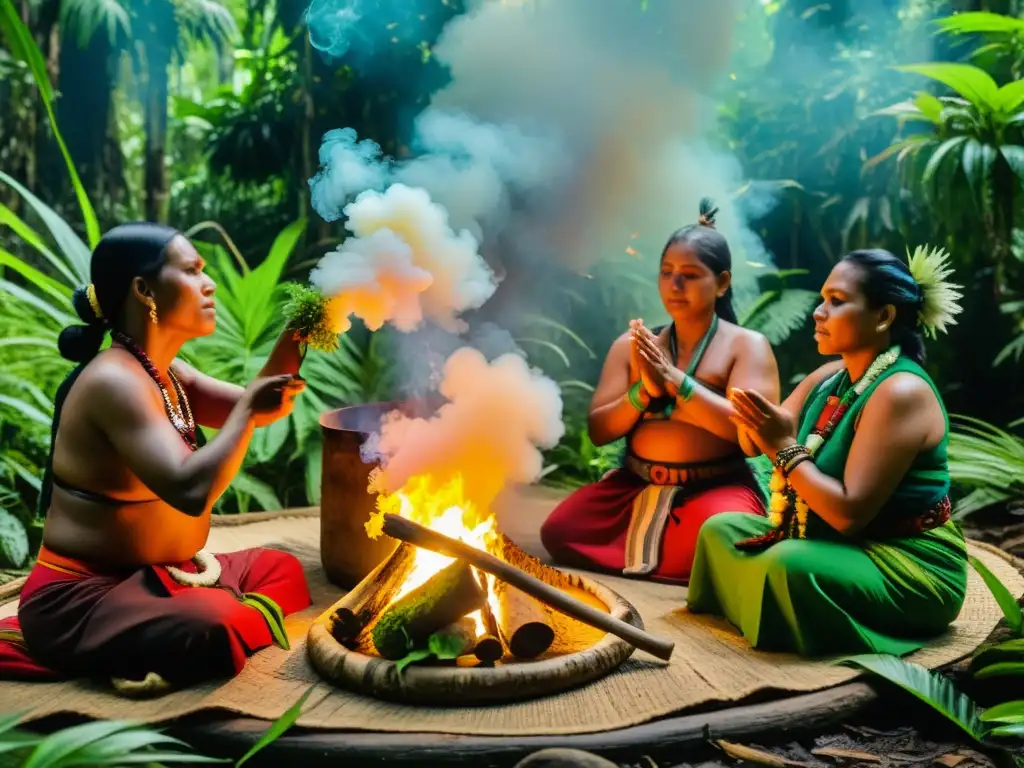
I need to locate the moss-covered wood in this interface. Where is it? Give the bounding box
[328,542,416,647]
[371,559,487,660]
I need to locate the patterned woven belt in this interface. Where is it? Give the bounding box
[625,454,747,486]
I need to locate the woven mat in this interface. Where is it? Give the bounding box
[1,488,1021,736]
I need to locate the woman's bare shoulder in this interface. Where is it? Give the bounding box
[74,351,158,411]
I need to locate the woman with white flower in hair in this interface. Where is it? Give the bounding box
[686,246,967,657]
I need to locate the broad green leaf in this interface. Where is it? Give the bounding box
[971,638,1024,674]
[1000,145,1024,183]
[997,80,1024,115]
[0,280,73,326]
[982,699,1024,724]
[0,710,27,735]
[933,11,1024,36]
[0,2,99,248]
[975,662,1024,679]
[989,722,1024,738]
[922,137,968,191]
[0,247,74,305]
[250,416,291,464]
[429,626,471,660]
[0,203,77,286]
[960,139,996,204]
[0,731,43,754]
[234,684,317,767]
[229,471,282,512]
[0,509,29,568]
[914,92,945,123]
[896,63,999,111]
[395,647,432,673]
[305,442,323,506]
[0,394,52,426]
[840,654,985,741]
[22,720,142,768]
[969,555,1024,635]
[0,171,90,282]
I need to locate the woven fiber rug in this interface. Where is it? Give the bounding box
[0,487,1020,737]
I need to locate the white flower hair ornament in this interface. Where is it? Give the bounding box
[906,245,964,339]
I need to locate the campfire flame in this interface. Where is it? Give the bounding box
[366,473,498,634]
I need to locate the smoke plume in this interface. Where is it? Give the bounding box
[308,183,498,334]
[363,346,566,509]
[305,0,768,307]
[304,0,773,501]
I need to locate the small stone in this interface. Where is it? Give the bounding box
[513,748,621,768]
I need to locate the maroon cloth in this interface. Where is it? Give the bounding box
[540,467,765,584]
[0,546,311,685]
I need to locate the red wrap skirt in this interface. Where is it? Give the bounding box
[0,544,311,685]
[540,456,765,584]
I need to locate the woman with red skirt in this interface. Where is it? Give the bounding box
[540,198,781,584]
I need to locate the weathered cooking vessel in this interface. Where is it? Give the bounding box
[319,400,438,589]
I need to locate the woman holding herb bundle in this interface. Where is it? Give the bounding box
[0,223,313,692]
[540,199,780,584]
[687,246,967,657]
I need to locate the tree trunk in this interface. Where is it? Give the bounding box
[144,47,171,223]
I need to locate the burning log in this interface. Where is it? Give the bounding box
[381,513,675,662]
[371,559,487,660]
[472,602,504,664]
[326,542,417,647]
[494,580,554,659]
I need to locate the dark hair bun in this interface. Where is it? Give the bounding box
[57,324,107,363]
[59,286,107,362]
[71,285,102,325]
[697,197,719,228]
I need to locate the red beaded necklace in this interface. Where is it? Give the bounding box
[111,330,198,452]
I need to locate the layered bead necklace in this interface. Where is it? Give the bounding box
[736,345,901,552]
[111,330,198,452]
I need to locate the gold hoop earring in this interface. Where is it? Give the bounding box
[147,298,158,325]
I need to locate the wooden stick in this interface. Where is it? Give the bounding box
[327,542,416,647]
[470,571,504,663]
[469,607,503,664]
[381,514,674,661]
[494,580,554,659]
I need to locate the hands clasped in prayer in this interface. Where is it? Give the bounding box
[727,387,797,459]
[630,319,687,397]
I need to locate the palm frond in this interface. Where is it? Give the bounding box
[863,541,947,600]
[174,0,238,47]
[948,415,1024,517]
[738,288,818,344]
[59,0,131,47]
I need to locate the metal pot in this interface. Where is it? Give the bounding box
[318,399,439,588]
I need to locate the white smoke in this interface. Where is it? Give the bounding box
[308,183,498,334]
[363,346,565,509]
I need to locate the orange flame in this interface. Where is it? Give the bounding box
[367,473,497,633]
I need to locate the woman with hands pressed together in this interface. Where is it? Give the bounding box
[0,223,312,693]
[540,198,780,583]
[687,247,968,656]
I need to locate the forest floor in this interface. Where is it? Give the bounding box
[612,508,1024,768]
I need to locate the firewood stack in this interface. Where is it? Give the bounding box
[325,535,561,665]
